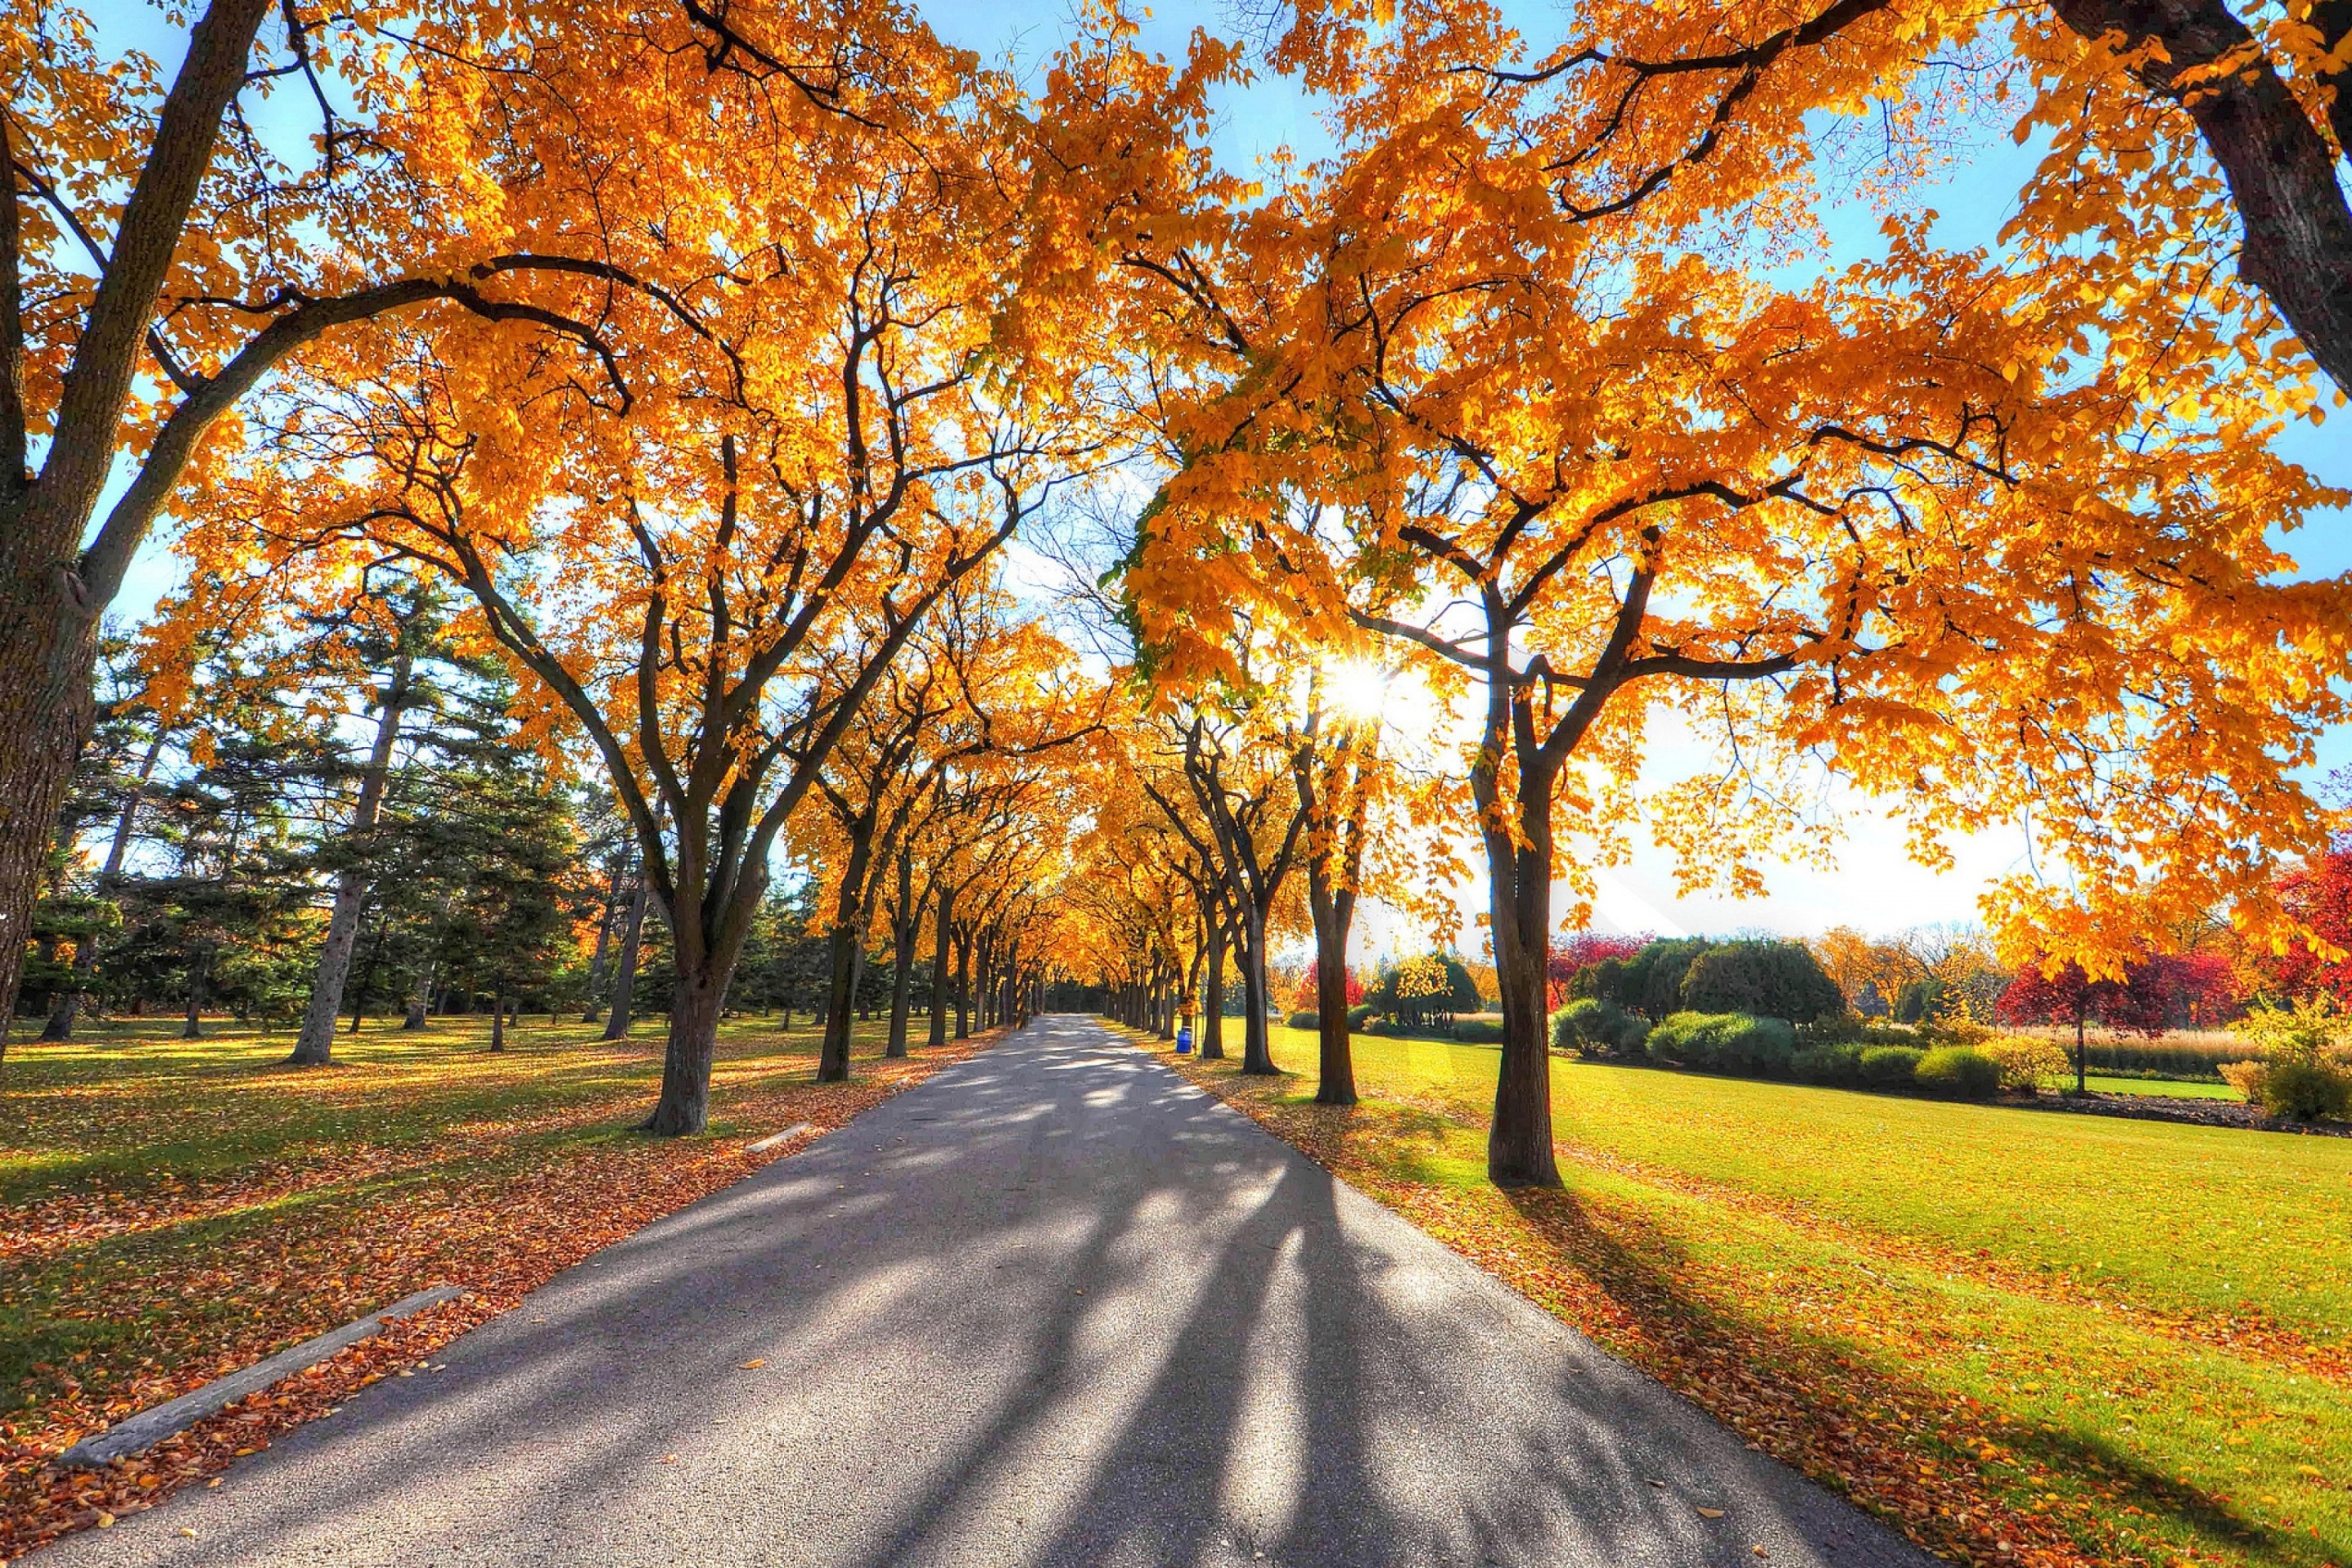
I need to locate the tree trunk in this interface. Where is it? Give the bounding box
[0,585,100,1068]
[887,853,915,1058]
[1238,903,1276,1075]
[2075,1016,2088,1095]
[928,888,952,1049]
[489,990,506,1054]
[1312,880,1357,1107]
[820,921,858,1082]
[1479,728,1562,1187]
[954,933,971,1040]
[1201,919,1227,1061]
[643,964,728,1134]
[603,873,648,1042]
[181,950,207,1040]
[289,650,411,1067]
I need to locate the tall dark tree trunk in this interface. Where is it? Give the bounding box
[1201,917,1227,1062]
[1237,903,1276,1075]
[489,990,507,1053]
[820,922,858,1082]
[604,874,648,1043]
[954,933,971,1040]
[181,949,207,1040]
[644,965,728,1135]
[887,852,916,1058]
[2074,1015,2089,1095]
[1310,881,1358,1107]
[290,649,412,1067]
[1475,671,1563,1188]
[928,888,953,1049]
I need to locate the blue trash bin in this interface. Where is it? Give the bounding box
[1176,1023,1193,1054]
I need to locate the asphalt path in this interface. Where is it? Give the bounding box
[44,1015,1936,1568]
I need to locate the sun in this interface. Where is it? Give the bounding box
[1326,659,1392,724]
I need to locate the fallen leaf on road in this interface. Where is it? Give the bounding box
[1697,1508,1725,1519]
[94,1513,114,1529]
[655,1454,678,1464]
[739,1359,767,1370]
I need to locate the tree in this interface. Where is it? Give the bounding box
[1680,941,1845,1022]
[1998,958,2176,1091]
[1120,5,2345,1187]
[1548,931,1649,1009]
[0,0,808,1048]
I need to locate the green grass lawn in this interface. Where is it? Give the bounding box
[2074,1072,2242,1099]
[1177,1024,2352,1568]
[0,1009,978,1557]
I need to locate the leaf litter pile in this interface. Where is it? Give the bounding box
[0,1018,995,1561]
[1165,1043,2349,1568]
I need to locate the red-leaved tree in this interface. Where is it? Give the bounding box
[1547,932,1649,1009]
[1293,960,1365,1013]
[1997,960,2175,1094]
[2261,848,2352,1004]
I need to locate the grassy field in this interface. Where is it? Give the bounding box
[1168,1024,2351,1568]
[2078,1073,2243,1100]
[0,1010,984,1557]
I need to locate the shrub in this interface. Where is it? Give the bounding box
[1647,1011,1796,1076]
[1797,1014,1918,1047]
[2254,1060,2351,1121]
[1981,1034,2068,1092]
[1914,1046,2002,1099]
[1345,1003,1376,1030]
[1361,1017,1392,1036]
[1552,996,1648,1057]
[1285,1009,1320,1031]
[1792,1043,1864,1085]
[1680,941,1845,1022]
[1858,1045,1925,1088]
[1450,1018,1506,1044]
[2218,1058,2267,1102]
[1590,938,1714,1019]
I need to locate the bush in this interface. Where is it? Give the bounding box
[1680,941,1845,1022]
[2254,1059,2351,1121]
[1285,1009,1320,1031]
[1450,1018,1506,1044]
[1913,1046,2002,1099]
[1895,977,1944,1025]
[1552,996,1648,1057]
[1797,1014,1918,1048]
[1981,1034,2068,1092]
[1346,1003,1376,1030]
[1858,1045,1926,1088]
[1588,938,1714,1019]
[1646,1011,1796,1076]
[1792,1043,1864,1085]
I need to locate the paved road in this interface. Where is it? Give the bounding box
[46,1016,1935,1568]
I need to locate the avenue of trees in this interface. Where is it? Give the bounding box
[5,0,2349,1183]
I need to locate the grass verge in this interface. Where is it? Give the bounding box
[1161,1023,2350,1568]
[0,1012,994,1559]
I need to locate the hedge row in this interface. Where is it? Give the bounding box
[1554,1001,2003,1099]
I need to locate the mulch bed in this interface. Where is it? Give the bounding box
[2001,1089,2352,1138]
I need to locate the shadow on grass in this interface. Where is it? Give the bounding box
[1488,1184,2330,1568]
